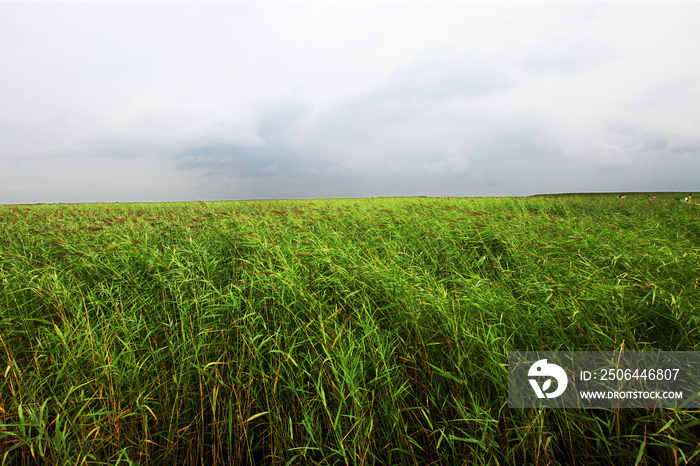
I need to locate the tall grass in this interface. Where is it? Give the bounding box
[1,194,699,465]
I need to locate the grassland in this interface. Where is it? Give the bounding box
[1,193,699,465]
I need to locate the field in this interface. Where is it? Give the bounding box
[1,193,699,465]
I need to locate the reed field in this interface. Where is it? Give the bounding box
[1,193,699,465]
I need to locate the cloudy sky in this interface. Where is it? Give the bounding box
[1,1,698,204]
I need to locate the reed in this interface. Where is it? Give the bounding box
[1,194,698,465]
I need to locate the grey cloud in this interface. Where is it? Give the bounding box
[176,56,515,180]
[174,101,328,178]
[523,36,620,74]
[628,78,699,112]
[168,48,693,199]
[373,56,512,101]
[606,122,637,135]
[666,141,700,156]
[177,143,298,177]
[256,101,313,143]
[641,136,669,152]
[463,127,566,191]
[315,55,513,143]
[481,126,561,161]
[606,120,700,156]
[642,135,671,152]
[176,142,334,179]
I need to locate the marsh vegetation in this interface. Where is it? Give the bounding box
[1,194,699,465]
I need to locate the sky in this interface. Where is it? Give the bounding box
[1,1,699,204]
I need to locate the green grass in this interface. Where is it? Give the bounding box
[1,193,699,465]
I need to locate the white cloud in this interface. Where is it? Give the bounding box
[0,2,698,203]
